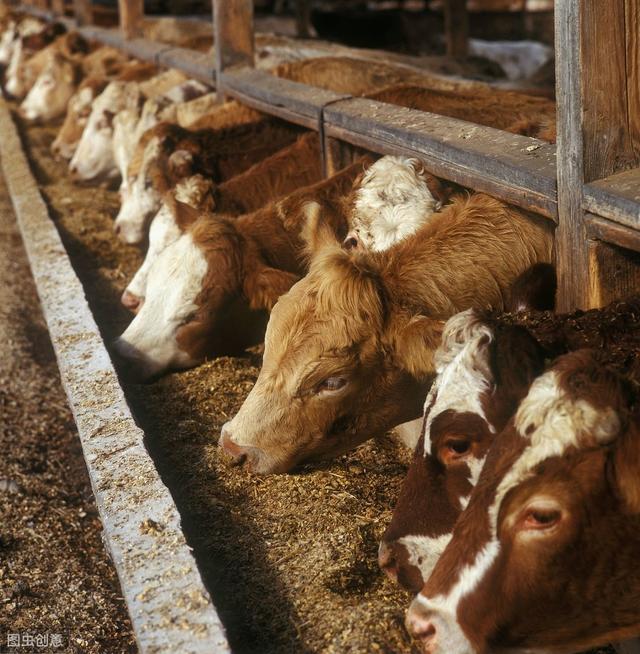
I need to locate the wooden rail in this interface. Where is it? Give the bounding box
[14,0,640,310]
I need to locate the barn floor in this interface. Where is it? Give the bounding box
[11,111,617,654]
[0,159,136,652]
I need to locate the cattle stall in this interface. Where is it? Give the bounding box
[2,0,640,653]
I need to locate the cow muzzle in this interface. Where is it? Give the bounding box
[219,424,266,470]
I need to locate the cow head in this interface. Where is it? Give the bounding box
[122,175,216,310]
[115,125,196,244]
[407,350,640,654]
[114,206,292,380]
[20,51,80,122]
[379,309,546,591]
[342,156,446,252]
[220,221,443,473]
[69,80,142,181]
[51,78,107,160]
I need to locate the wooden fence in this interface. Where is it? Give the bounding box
[16,0,640,311]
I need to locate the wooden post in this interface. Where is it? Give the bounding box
[443,0,469,58]
[119,0,144,39]
[295,0,312,39]
[554,0,640,310]
[213,0,254,99]
[51,0,65,15]
[73,0,92,26]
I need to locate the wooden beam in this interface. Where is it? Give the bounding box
[118,0,143,39]
[324,97,558,219]
[73,0,92,26]
[584,168,640,231]
[555,0,640,311]
[587,215,640,254]
[588,237,640,307]
[443,0,469,58]
[213,0,254,99]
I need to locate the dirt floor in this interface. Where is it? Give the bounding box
[0,160,136,652]
[13,112,618,654]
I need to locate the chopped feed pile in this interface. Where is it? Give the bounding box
[15,112,616,654]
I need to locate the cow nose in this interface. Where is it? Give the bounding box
[406,601,438,651]
[121,289,141,312]
[378,541,399,582]
[69,164,79,178]
[219,425,262,470]
[342,235,358,250]
[114,223,121,236]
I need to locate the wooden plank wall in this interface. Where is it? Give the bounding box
[118,0,143,39]
[555,0,640,310]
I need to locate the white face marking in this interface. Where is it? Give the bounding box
[349,156,441,252]
[114,136,162,244]
[5,37,27,98]
[21,57,75,122]
[54,84,96,158]
[125,202,182,300]
[399,533,452,584]
[0,23,17,66]
[115,232,207,379]
[113,108,141,184]
[412,540,501,654]
[488,370,620,535]
[424,310,496,458]
[70,81,140,181]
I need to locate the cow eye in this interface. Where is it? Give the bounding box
[144,178,153,190]
[521,502,562,532]
[447,439,470,455]
[317,377,347,393]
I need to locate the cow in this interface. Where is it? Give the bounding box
[113,160,368,380]
[120,132,324,310]
[379,264,556,591]
[405,349,640,654]
[4,26,83,100]
[219,193,553,474]
[342,156,449,251]
[68,67,187,181]
[112,78,212,191]
[113,117,303,243]
[379,306,548,592]
[51,62,158,161]
[20,44,129,123]
[0,15,46,68]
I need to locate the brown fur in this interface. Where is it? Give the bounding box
[222,193,553,473]
[132,119,302,197]
[173,160,370,365]
[417,350,640,653]
[212,132,323,216]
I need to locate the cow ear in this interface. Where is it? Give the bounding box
[170,198,200,231]
[168,149,194,178]
[611,418,640,513]
[507,263,557,313]
[300,200,341,258]
[243,262,299,311]
[392,314,445,379]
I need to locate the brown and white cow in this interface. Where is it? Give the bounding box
[20,45,128,123]
[379,306,548,592]
[4,26,84,100]
[51,62,157,160]
[69,67,185,181]
[220,194,552,473]
[406,349,640,654]
[113,159,367,379]
[113,117,302,243]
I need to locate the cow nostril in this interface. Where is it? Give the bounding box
[406,605,438,648]
[378,541,398,581]
[121,290,141,311]
[342,236,358,250]
[114,223,121,235]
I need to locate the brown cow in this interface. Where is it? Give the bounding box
[379,307,547,592]
[114,117,303,243]
[113,159,369,379]
[220,193,553,473]
[121,132,324,309]
[406,349,640,654]
[379,264,556,590]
